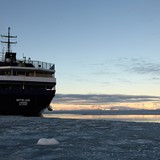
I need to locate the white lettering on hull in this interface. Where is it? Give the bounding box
[16,99,30,106]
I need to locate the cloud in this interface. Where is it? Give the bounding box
[53,94,160,105]
[121,58,160,75]
[88,57,160,77]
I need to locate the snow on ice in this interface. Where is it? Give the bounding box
[37,138,59,145]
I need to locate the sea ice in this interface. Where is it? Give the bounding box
[37,138,59,145]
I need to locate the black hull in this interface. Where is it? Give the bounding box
[0,89,55,116]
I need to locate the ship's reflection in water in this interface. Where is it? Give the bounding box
[43,110,160,123]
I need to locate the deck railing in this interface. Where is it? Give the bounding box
[23,59,55,70]
[0,53,55,70]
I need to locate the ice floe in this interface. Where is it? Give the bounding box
[37,138,59,145]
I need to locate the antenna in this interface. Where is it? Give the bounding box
[1,27,17,53]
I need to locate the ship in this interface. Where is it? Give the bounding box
[0,27,56,116]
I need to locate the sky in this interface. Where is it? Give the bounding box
[1,0,160,97]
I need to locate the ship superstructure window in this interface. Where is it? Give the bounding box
[0,81,23,89]
[17,71,26,76]
[0,81,55,90]
[23,82,54,90]
[0,70,11,75]
[0,67,54,78]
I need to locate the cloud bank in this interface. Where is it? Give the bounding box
[53,94,160,105]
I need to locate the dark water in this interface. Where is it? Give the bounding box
[1,110,160,160]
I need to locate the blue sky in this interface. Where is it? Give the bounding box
[1,0,160,96]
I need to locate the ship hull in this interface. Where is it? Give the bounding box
[0,89,55,116]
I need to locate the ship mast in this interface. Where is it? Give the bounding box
[1,27,17,53]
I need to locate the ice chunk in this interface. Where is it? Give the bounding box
[37,138,59,145]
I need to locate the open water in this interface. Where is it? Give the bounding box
[1,110,160,160]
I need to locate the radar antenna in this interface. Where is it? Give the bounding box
[1,27,17,53]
